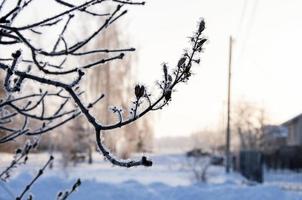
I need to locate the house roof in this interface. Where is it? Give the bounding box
[282,113,302,126]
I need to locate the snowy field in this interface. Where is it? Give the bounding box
[0,153,302,200]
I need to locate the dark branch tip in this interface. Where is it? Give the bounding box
[141,156,152,167]
[120,53,125,59]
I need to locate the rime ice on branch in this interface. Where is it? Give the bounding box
[0,0,206,167]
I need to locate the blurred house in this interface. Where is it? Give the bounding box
[261,114,302,170]
[262,113,302,150]
[261,125,287,154]
[282,113,302,146]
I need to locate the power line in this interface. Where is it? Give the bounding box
[237,0,248,35]
[237,0,259,64]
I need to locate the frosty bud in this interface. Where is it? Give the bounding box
[15,148,22,154]
[197,38,207,48]
[198,19,205,33]
[0,18,9,23]
[76,178,81,186]
[72,179,81,191]
[142,156,152,167]
[57,192,63,197]
[12,50,21,59]
[32,141,38,149]
[27,65,32,72]
[164,90,172,101]
[120,53,125,58]
[163,64,168,81]
[135,85,140,98]
[24,156,28,163]
[139,85,145,97]
[195,59,200,64]
[135,85,145,99]
[168,75,173,82]
[177,57,186,68]
[78,69,85,77]
[184,64,191,74]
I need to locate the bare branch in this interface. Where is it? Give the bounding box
[16,155,54,200]
[0,0,206,175]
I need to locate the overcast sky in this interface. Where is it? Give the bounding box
[121,0,302,137]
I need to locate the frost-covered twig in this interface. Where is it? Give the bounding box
[56,178,81,200]
[0,139,38,181]
[16,155,54,200]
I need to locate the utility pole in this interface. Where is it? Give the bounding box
[226,36,233,173]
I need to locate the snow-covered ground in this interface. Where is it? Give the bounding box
[0,153,302,200]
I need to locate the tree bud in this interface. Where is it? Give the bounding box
[198,20,205,33]
[12,50,21,59]
[135,85,145,99]
[164,90,172,101]
[177,57,186,68]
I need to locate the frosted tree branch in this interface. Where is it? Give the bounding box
[0,0,206,170]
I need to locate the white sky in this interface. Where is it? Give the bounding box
[120,0,302,137]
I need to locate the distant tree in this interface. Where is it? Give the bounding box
[60,116,93,166]
[232,101,269,151]
[191,128,225,154]
[0,0,206,198]
[0,76,15,152]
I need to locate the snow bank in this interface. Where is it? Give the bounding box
[1,172,302,200]
[1,153,302,200]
